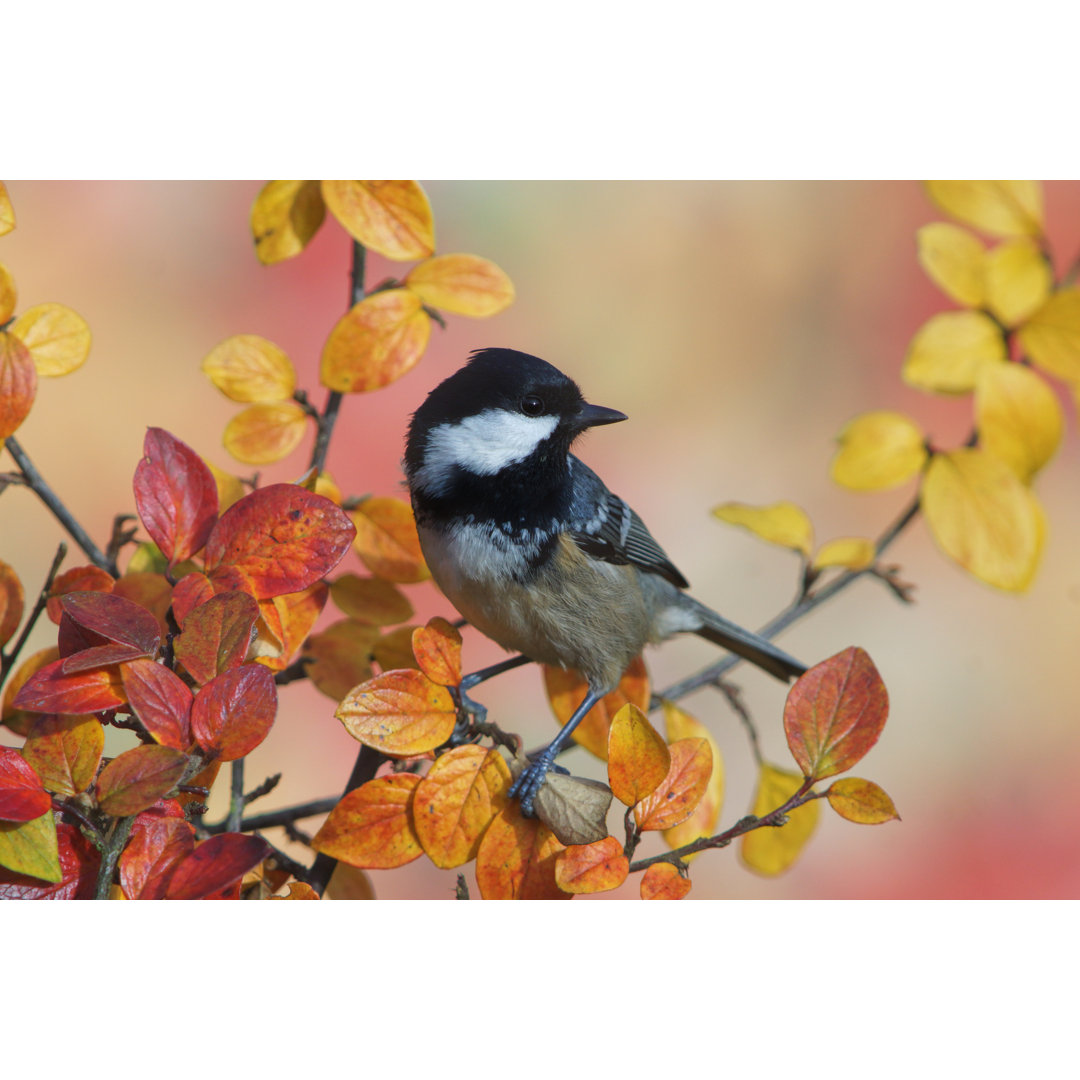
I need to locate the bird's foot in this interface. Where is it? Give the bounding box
[449,685,487,746]
[507,747,569,817]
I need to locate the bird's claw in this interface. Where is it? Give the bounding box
[507,749,568,817]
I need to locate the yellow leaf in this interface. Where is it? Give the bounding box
[0,183,14,236]
[404,254,515,317]
[250,180,326,265]
[916,222,985,307]
[983,239,1053,328]
[223,401,309,465]
[921,448,1045,591]
[925,181,1044,239]
[606,703,670,807]
[902,310,1007,394]
[812,537,876,572]
[740,763,819,876]
[9,304,91,377]
[976,363,1063,482]
[1017,289,1080,384]
[206,462,247,514]
[321,288,431,394]
[0,811,61,883]
[321,180,435,261]
[712,501,813,557]
[202,334,296,403]
[661,702,723,860]
[826,777,900,824]
[0,263,16,324]
[830,410,927,491]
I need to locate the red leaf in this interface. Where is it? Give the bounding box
[783,646,889,781]
[174,590,259,685]
[133,427,219,565]
[0,330,37,441]
[0,748,51,822]
[59,591,161,656]
[120,658,194,750]
[203,484,356,599]
[190,664,277,761]
[46,565,115,624]
[171,572,215,628]
[165,833,271,900]
[0,824,100,900]
[13,658,126,714]
[120,816,196,899]
[96,744,188,817]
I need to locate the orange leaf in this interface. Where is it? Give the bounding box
[250,181,326,266]
[10,303,91,377]
[474,804,570,900]
[2,648,59,736]
[120,658,194,751]
[270,881,321,899]
[661,701,724,858]
[330,575,413,626]
[96,745,188,817]
[543,655,650,761]
[0,263,15,323]
[350,496,429,584]
[321,180,434,261]
[606,703,670,806]
[640,861,692,900]
[826,777,900,824]
[0,558,24,648]
[13,658,126,715]
[404,253,515,317]
[554,836,628,894]
[302,619,379,701]
[411,617,463,687]
[173,589,259,685]
[21,713,104,797]
[320,288,431,393]
[634,738,713,832]
[783,646,889,781]
[336,669,456,756]
[223,401,309,465]
[190,664,277,762]
[46,565,115,625]
[203,483,356,599]
[311,774,423,869]
[170,572,215,628]
[412,746,511,868]
[262,582,329,670]
[371,625,420,673]
[0,330,37,440]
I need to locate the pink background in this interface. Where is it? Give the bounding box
[3,180,1079,899]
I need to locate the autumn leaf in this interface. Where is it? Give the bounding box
[921,448,1045,591]
[320,288,431,394]
[207,462,247,514]
[60,591,161,658]
[330,574,414,626]
[543,655,650,761]
[826,777,900,824]
[532,770,613,847]
[133,428,220,566]
[10,303,92,377]
[96,745,188,817]
[0,748,51,822]
[203,483,356,599]
[261,582,329,671]
[165,834,271,900]
[302,619,379,701]
[903,310,1007,394]
[13,658,126,715]
[554,836,628,895]
[983,239,1052,327]
[325,864,375,899]
[0,558,24,648]
[190,664,277,761]
[0,184,13,236]
[0,823,99,896]
[606,703,670,807]
[120,659,194,751]
[112,573,172,640]
[3,648,59,736]
[0,264,15,323]
[1017,288,1080,384]
[350,496,429,584]
[474,803,569,900]
[45,565,115,624]
[411,617,463,687]
[250,181,326,265]
[0,330,37,440]
[915,222,985,307]
[404,253,515,317]
[173,589,259,685]
[783,647,889,782]
[712,501,813,557]
[119,816,196,899]
[924,180,1044,239]
[336,669,456,756]
[741,763,820,876]
[371,625,420,673]
[223,401,309,465]
[830,410,928,491]
[412,746,511,868]
[21,713,104,797]
[634,738,713,832]
[640,861,692,900]
[321,180,435,261]
[311,774,423,869]
[812,538,876,572]
[661,701,723,858]
[975,363,1063,482]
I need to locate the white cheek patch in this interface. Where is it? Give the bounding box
[415,409,559,494]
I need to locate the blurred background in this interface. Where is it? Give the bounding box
[2,180,1078,899]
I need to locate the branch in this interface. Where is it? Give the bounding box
[201,796,340,835]
[4,436,119,576]
[0,542,66,682]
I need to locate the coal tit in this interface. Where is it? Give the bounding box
[405,348,808,816]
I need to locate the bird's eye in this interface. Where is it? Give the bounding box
[520,394,545,416]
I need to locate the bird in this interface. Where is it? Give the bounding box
[404,347,808,816]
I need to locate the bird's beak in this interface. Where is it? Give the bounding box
[576,401,628,430]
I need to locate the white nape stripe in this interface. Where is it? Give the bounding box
[415,408,559,494]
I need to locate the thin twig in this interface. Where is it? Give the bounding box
[243,772,282,807]
[201,796,340,835]
[0,542,66,681]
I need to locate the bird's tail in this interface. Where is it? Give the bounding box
[688,599,807,682]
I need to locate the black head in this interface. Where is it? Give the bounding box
[404,348,626,500]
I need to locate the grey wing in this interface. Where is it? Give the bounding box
[567,458,689,589]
